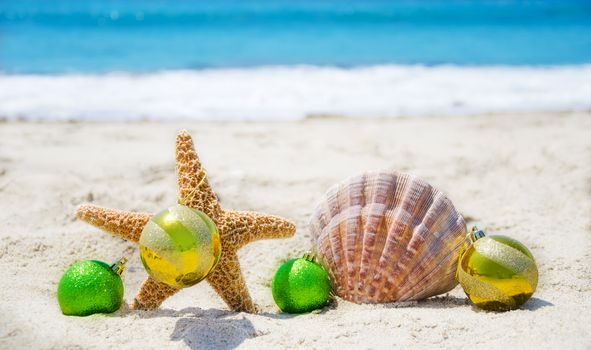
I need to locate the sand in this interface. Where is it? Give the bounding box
[0,112,590,349]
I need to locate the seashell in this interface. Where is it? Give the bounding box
[310,170,467,303]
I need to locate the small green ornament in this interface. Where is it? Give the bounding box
[272,254,332,313]
[457,228,538,311]
[57,258,127,316]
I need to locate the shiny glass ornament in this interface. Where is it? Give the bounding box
[139,204,221,288]
[272,254,332,313]
[57,258,127,316]
[457,228,538,311]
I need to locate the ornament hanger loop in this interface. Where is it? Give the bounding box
[303,252,316,262]
[110,257,128,276]
[178,171,208,206]
[468,226,486,243]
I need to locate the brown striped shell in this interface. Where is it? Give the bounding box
[310,171,467,303]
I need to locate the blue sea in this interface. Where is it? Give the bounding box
[1,0,590,120]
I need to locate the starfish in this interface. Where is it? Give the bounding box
[76,130,296,313]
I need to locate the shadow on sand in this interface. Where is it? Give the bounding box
[111,294,552,349]
[521,297,553,311]
[377,295,468,310]
[464,297,554,313]
[116,306,256,350]
[170,313,256,350]
[353,295,553,312]
[167,308,256,350]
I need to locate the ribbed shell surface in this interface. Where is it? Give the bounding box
[310,171,467,303]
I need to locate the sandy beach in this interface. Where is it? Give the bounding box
[1,112,590,349]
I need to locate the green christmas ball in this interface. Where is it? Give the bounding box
[272,256,332,313]
[57,258,127,316]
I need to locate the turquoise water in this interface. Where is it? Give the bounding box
[1,0,591,73]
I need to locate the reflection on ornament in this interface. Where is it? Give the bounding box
[57,258,127,316]
[272,253,332,314]
[457,227,538,311]
[139,204,221,288]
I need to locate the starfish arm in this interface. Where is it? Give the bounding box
[206,251,257,313]
[131,277,180,310]
[176,130,222,219]
[76,204,151,242]
[224,210,296,248]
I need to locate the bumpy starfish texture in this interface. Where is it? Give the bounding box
[76,130,296,313]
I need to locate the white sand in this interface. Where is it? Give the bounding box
[1,112,590,349]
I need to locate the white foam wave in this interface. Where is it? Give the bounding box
[1,65,590,120]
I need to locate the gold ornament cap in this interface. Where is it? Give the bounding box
[110,257,128,276]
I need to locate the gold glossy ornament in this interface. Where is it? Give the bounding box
[457,227,538,311]
[139,204,222,288]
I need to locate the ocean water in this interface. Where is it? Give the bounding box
[1,0,591,120]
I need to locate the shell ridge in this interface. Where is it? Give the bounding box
[371,176,432,301]
[390,199,456,299]
[368,207,406,300]
[358,172,398,300]
[398,234,464,300]
[349,172,370,301]
[340,205,362,299]
[362,173,400,301]
[334,181,356,298]
[385,192,450,299]
[395,209,466,299]
[322,185,347,296]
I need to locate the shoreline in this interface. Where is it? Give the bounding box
[2,65,591,121]
[1,109,590,124]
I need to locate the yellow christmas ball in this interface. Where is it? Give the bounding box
[457,228,538,311]
[139,204,221,288]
